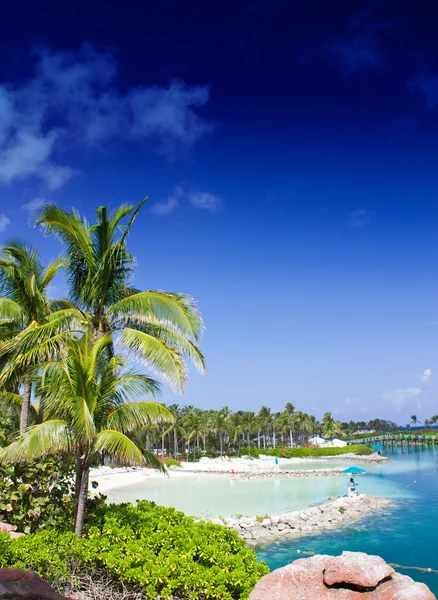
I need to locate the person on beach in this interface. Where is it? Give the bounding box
[348,477,356,493]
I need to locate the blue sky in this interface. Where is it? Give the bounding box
[0,0,436,423]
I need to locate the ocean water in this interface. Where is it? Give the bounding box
[256,446,438,595]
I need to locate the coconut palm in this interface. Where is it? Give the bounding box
[31,201,205,392]
[0,332,173,536]
[242,411,256,455]
[257,406,272,449]
[0,241,69,432]
[410,415,420,426]
[321,412,341,441]
[284,402,296,447]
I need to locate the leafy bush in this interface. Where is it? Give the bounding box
[0,458,75,533]
[0,500,268,600]
[166,458,182,468]
[251,444,373,458]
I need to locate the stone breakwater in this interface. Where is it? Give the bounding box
[204,494,390,543]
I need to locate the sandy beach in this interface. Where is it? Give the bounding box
[90,453,388,494]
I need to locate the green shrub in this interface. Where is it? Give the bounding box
[251,444,373,458]
[338,506,345,514]
[1,500,268,600]
[166,458,182,468]
[0,458,75,533]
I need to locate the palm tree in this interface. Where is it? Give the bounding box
[212,410,227,456]
[32,201,205,392]
[184,410,206,458]
[410,415,421,427]
[258,406,272,449]
[0,242,66,432]
[322,412,341,441]
[429,415,438,426]
[284,402,295,447]
[1,333,173,536]
[242,411,256,456]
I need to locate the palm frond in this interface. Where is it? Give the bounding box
[0,420,72,461]
[106,401,174,433]
[120,327,188,392]
[109,291,204,341]
[94,429,165,471]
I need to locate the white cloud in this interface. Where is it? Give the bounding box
[381,388,422,411]
[151,186,183,215]
[152,184,222,215]
[420,369,432,385]
[188,190,221,211]
[0,214,10,233]
[347,208,373,228]
[0,43,211,189]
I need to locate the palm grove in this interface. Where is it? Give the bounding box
[0,200,205,536]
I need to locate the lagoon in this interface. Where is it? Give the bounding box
[258,447,438,595]
[103,447,438,593]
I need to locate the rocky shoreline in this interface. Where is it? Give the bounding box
[204,494,391,543]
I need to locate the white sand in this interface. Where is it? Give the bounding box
[90,453,387,494]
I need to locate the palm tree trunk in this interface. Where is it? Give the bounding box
[20,379,32,434]
[220,433,223,456]
[257,431,260,449]
[273,427,276,449]
[74,450,83,523]
[289,429,293,447]
[263,433,266,449]
[174,428,178,459]
[161,433,165,457]
[74,463,89,537]
[247,430,251,455]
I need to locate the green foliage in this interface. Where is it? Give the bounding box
[0,458,75,533]
[255,514,269,523]
[1,500,268,600]
[338,506,345,514]
[166,458,182,468]
[251,444,373,458]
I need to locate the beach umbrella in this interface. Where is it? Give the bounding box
[342,466,366,474]
[372,444,384,451]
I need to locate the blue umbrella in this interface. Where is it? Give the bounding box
[372,444,384,451]
[342,466,366,474]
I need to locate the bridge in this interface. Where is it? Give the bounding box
[348,434,438,446]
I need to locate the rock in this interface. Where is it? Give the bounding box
[210,518,225,526]
[261,518,271,527]
[277,522,288,531]
[0,568,68,599]
[324,552,394,588]
[0,523,16,533]
[248,552,436,600]
[8,532,26,540]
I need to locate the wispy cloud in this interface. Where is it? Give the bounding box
[322,12,387,75]
[152,184,222,215]
[408,76,438,110]
[0,43,211,189]
[22,197,47,212]
[381,387,422,411]
[0,214,10,233]
[420,369,432,385]
[347,209,373,228]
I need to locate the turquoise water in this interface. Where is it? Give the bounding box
[257,447,438,595]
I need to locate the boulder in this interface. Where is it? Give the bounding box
[323,552,394,588]
[0,569,68,599]
[248,552,436,600]
[0,523,16,533]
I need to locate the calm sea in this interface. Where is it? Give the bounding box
[256,446,438,594]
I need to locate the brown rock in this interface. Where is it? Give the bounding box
[0,568,68,599]
[248,553,436,600]
[0,523,16,533]
[324,552,394,588]
[8,532,26,540]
